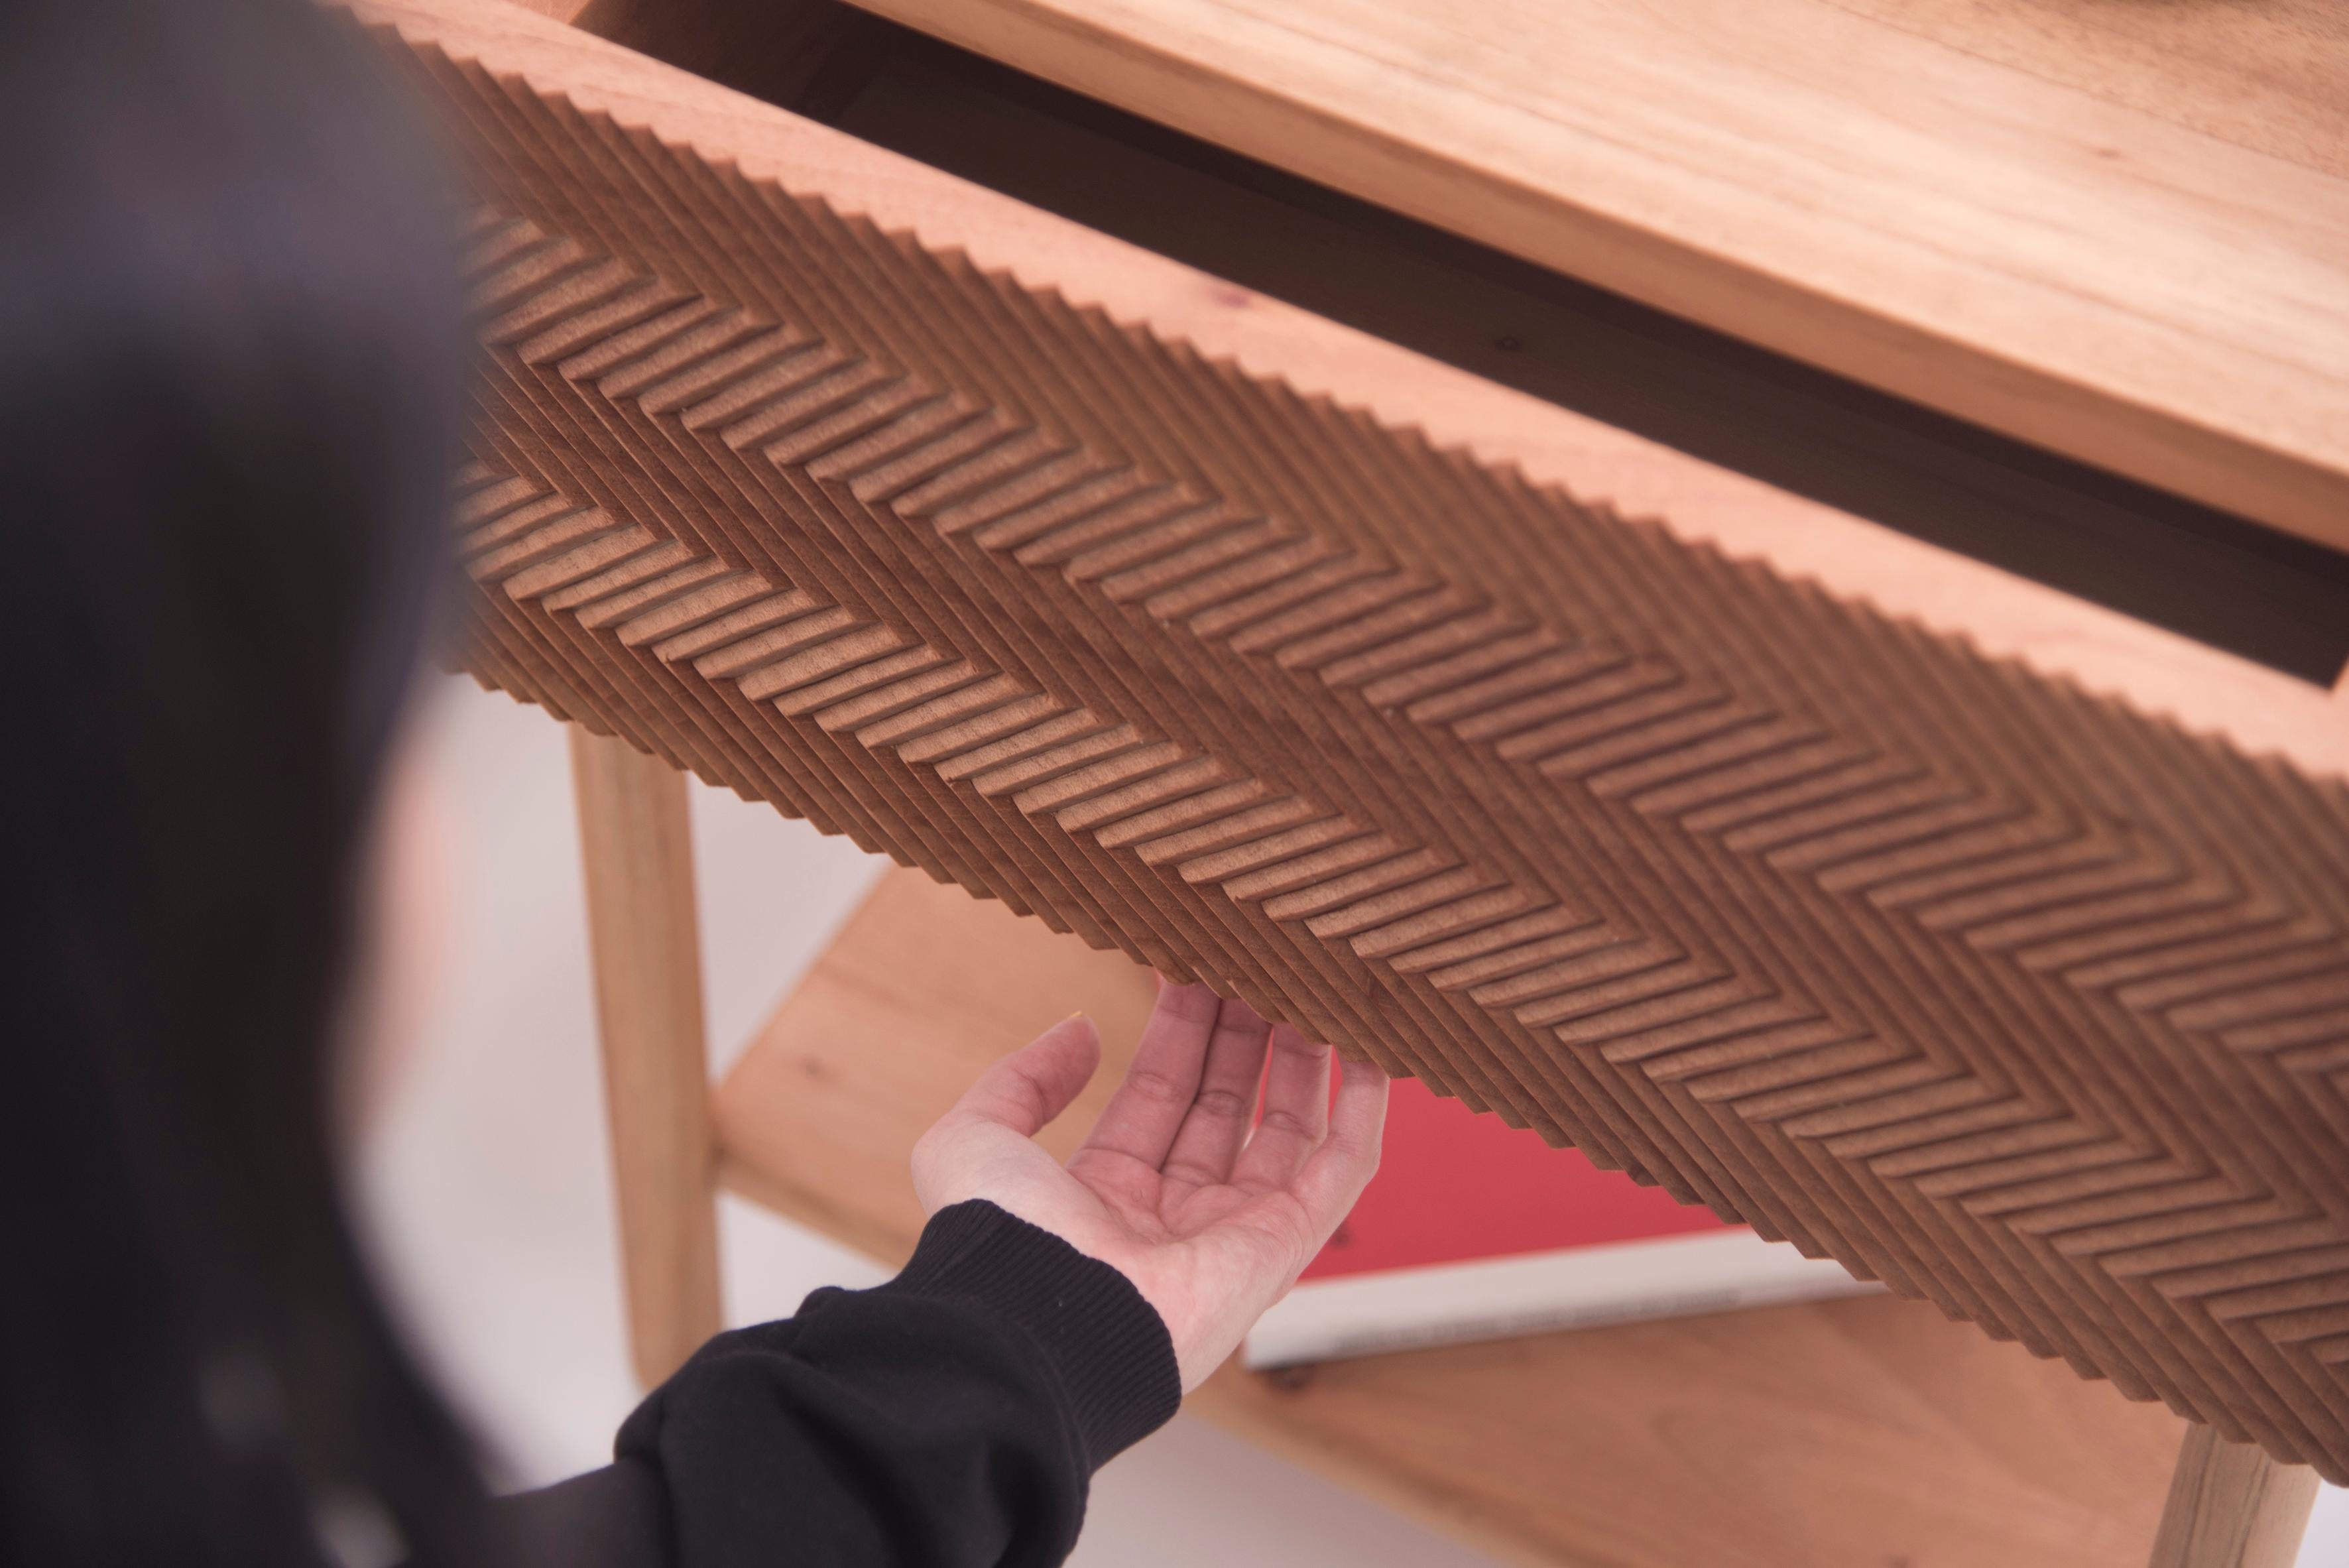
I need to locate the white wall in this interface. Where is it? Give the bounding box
[355,673,2347,1568]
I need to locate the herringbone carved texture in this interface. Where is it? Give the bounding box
[398,36,2349,1477]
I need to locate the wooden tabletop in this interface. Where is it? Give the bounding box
[839,0,2349,554]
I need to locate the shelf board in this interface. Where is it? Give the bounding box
[714,865,2187,1568]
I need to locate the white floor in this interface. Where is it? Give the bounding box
[355,674,2348,1568]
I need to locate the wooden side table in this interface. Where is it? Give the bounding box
[356,0,2347,1559]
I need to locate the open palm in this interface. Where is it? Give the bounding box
[912,983,1388,1391]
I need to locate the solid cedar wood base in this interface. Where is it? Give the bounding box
[717,865,2189,1568]
[362,0,2349,1484]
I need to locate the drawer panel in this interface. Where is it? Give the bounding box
[362,0,2349,1480]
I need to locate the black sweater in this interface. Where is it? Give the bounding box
[495,1201,1183,1568]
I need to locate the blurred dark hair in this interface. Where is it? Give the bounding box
[0,0,483,1562]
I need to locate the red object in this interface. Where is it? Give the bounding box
[1301,1077,1731,1281]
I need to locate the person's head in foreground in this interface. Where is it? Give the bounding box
[0,3,1386,1565]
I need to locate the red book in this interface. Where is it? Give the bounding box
[1244,1078,1873,1368]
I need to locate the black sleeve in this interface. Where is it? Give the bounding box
[494,1200,1182,1568]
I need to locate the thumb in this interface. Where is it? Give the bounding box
[941,1013,1102,1139]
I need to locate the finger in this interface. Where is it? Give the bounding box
[1071,981,1219,1170]
[937,1013,1102,1140]
[1231,1026,1332,1192]
[1291,1052,1390,1234]
[1158,995,1273,1188]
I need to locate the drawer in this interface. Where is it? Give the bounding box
[357,0,2349,1482]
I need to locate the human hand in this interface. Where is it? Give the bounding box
[911,983,1389,1392]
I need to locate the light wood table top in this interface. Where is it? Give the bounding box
[839,0,2349,554]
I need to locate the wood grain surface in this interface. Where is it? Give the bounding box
[715,867,2186,1568]
[835,0,2349,554]
[569,727,723,1384]
[2147,1424,2322,1568]
[804,34,2349,688]
[360,0,2349,1482]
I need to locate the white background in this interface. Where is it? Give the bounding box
[356,674,2348,1567]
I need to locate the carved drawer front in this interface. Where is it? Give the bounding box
[366,0,2349,1480]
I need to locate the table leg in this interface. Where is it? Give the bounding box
[570,725,723,1388]
[2148,1425,2319,1568]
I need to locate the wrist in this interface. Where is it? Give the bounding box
[885,1200,1183,1466]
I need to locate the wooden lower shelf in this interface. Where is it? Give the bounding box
[713,867,2188,1568]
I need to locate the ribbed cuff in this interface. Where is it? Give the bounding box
[879,1201,1181,1469]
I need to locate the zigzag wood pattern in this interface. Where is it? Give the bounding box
[391,29,2349,1479]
